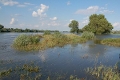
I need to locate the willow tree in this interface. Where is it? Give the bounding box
[68,20,79,33]
[82,14,113,34]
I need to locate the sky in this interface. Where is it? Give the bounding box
[0,0,120,31]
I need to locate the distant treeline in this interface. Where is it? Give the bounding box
[111,30,120,34]
[0,24,59,33]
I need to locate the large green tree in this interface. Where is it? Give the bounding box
[82,14,113,34]
[68,20,79,33]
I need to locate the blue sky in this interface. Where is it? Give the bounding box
[0,0,120,31]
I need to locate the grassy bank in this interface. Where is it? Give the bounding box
[12,32,87,51]
[101,38,120,47]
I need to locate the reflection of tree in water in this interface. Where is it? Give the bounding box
[86,41,107,57]
[38,51,48,62]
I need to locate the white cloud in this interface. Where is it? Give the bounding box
[70,19,74,22]
[32,4,49,18]
[75,6,99,15]
[32,11,38,17]
[10,18,18,25]
[0,0,18,6]
[113,22,120,27]
[50,17,57,20]
[113,22,120,30]
[24,2,34,5]
[67,1,71,5]
[48,21,60,26]
[17,4,26,7]
[100,10,114,14]
[82,20,89,24]
[14,14,21,16]
[75,6,113,15]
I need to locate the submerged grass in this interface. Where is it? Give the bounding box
[86,65,120,80]
[101,38,120,47]
[12,33,87,51]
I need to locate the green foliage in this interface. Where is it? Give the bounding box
[81,31,95,40]
[43,30,51,35]
[69,20,79,33]
[13,34,41,47]
[82,14,113,34]
[101,38,120,47]
[0,24,4,29]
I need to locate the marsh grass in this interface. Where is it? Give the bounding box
[101,38,120,47]
[0,64,41,80]
[86,65,120,80]
[81,31,95,40]
[13,33,87,51]
[13,34,41,47]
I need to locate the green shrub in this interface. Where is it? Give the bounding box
[43,30,51,35]
[13,34,40,47]
[81,31,95,40]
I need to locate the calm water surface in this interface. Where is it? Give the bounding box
[0,33,120,80]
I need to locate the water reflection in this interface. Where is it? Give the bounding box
[38,51,48,62]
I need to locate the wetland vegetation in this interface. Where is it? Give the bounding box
[1,14,120,80]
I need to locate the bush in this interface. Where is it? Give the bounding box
[43,30,51,35]
[81,31,95,40]
[13,34,40,47]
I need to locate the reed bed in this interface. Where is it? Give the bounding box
[12,33,87,51]
[86,65,120,80]
[101,38,120,47]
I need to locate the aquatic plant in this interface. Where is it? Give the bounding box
[101,38,120,47]
[86,65,120,80]
[93,38,101,44]
[0,63,41,80]
[81,31,95,40]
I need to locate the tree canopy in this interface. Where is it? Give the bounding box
[82,14,113,34]
[68,20,79,33]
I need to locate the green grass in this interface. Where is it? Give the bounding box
[12,33,87,51]
[101,38,120,47]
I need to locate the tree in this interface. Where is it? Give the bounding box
[68,20,79,33]
[82,14,113,34]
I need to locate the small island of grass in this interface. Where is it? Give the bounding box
[13,32,93,51]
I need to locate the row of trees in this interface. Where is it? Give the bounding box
[68,14,113,34]
[0,24,59,33]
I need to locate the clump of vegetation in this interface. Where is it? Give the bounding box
[12,32,87,51]
[13,34,41,46]
[94,38,102,44]
[101,38,120,47]
[0,63,41,80]
[81,31,95,40]
[43,30,51,35]
[86,65,120,80]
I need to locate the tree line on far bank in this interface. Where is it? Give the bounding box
[0,24,59,33]
[0,14,115,34]
[69,14,113,34]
